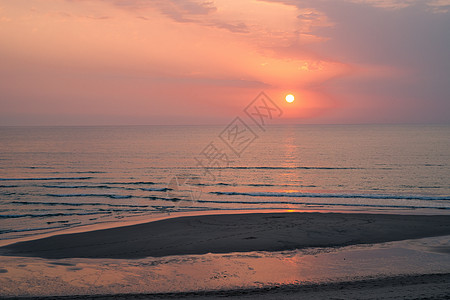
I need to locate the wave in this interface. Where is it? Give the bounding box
[0,177,94,181]
[140,187,172,192]
[210,191,450,201]
[18,167,103,173]
[245,183,316,187]
[23,166,54,169]
[49,171,106,174]
[418,186,443,189]
[144,195,183,202]
[0,224,75,234]
[200,182,315,188]
[104,181,157,185]
[197,199,449,210]
[43,185,115,189]
[210,166,361,170]
[11,201,149,208]
[46,193,133,199]
[45,193,179,201]
[0,211,111,219]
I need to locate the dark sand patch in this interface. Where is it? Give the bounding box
[1,212,450,259]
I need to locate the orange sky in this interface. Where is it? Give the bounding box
[0,0,449,125]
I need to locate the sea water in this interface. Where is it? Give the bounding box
[0,125,449,240]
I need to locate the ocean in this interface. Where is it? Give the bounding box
[0,125,449,241]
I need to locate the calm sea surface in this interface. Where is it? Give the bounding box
[0,125,449,240]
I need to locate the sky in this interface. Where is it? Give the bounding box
[0,0,449,125]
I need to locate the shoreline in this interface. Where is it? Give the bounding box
[3,207,444,248]
[1,273,449,299]
[1,212,450,259]
[0,208,375,247]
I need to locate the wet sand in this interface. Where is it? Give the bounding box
[1,212,450,259]
[4,273,448,299]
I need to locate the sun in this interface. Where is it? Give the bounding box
[285,94,295,103]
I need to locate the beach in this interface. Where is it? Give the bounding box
[1,212,450,298]
[2,212,450,259]
[3,273,449,299]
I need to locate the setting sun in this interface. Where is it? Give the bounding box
[285,94,295,103]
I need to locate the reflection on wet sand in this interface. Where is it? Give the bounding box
[1,235,450,297]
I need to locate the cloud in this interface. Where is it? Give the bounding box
[211,21,248,33]
[427,0,450,13]
[65,0,217,22]
[148,0,217,22]
[1,0,448,124]
[345,0,417,9]
[295,8,333,34]
[346,0,450,13]
[96,0,247,32]
[262,0,450,122]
